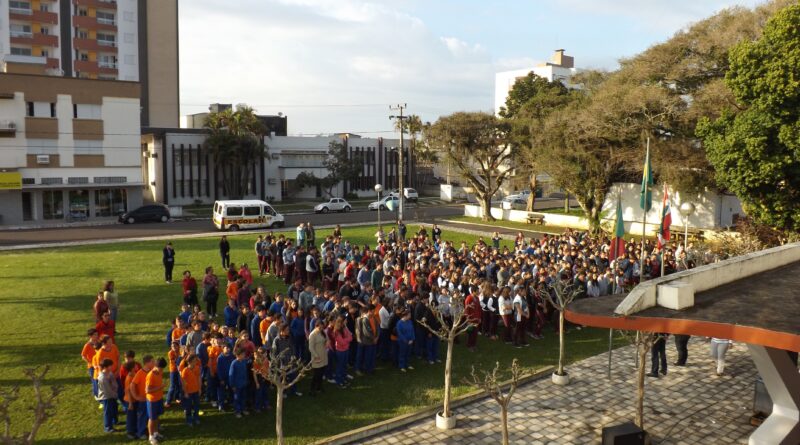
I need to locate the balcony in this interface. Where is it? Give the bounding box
[97,39,116,48]
[73,37,99,51]
[73,119,104,141]
[10,32,59,47]
[75,0,117,10]
[10,9,58,24]
[98,60,117,69]
[45,57,60,69]
[25,117,58,140]
[74,59,98,73]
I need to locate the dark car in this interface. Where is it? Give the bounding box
[119,204,170,224]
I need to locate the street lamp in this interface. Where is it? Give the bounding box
[679,201,696,252]
[375,183,384,230]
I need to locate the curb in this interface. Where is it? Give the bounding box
[0,220,395,252]
[439,219,562,237]
[313,365,554,445]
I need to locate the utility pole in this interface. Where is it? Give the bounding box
[390,103,407,221]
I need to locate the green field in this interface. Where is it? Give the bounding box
[0,224,618,444]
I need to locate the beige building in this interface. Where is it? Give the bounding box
[0,71,143,225]
[0,0,178,127]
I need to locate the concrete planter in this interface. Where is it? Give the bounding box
[436,411,457,430]
[551,371,570,386]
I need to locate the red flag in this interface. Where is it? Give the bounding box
[657,185,672,249]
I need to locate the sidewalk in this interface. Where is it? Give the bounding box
[356,340,756,444]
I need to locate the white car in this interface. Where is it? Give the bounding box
[314,198,352,213]
[388,187,419,203]
[368,195,399,211]
[501,196,527,210]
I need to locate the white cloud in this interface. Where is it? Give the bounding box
[179,0,494,135]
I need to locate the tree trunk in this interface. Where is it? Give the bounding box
[500,405,509,445]
[276,385,285,445]
[443,337,454,417]
[558,311,566,375]
[480,194,495,222]
[526,174,537,212]
[635,341,647,430]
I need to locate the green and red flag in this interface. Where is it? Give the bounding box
[657,184,672,249]
[609,197,626,261]
[640,145,654,212]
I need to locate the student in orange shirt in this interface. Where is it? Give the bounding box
[123,361,138,439]
[164,342,182,408]
[179,354,201,426]
[81,328,99,397]
[145,357,167,445]
[119,350,141,414]
[226,279,240,302]
[94,336,119,380]
[207,335,222,406]
[129,355,154,440]
[171,318,186,344]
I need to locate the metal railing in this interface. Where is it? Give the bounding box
[98,61,117,69]
[97,17,116,25]
[10,30,33,38]
[9,7,33,15]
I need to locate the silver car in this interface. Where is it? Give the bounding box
[314,198,352,213]
[368,195,399,211]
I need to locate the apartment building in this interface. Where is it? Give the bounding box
[0,0,178,127]
[494,49,579,115]
[140,129,410,206]
[0,71,142,225]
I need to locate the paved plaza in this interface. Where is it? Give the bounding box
[359,338,758,444]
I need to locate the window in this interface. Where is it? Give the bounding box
[68,190,89,219]
[26,101,53,118]
[40,49,49,57]
[96,11,115,25]
[226,207,243,217]
[79,52,89,61]
[50,103,56,118]
[40,27,49,35]
[9,1,31,13]
[94,189,127,217]
[244,206,260,216]
[10,24,32,37]
[26,102,34,117]
[39,3,49,12]
[22,192,33,221]
[97,33,116,47]
[73,104,102,119]
[43,190,63,220]
[77,30,89,39]
[264,206,276,216]
[77,8,87,16]
[10,47,32,56]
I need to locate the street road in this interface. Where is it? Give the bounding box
[0,205,462,246]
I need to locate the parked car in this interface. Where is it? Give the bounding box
[119,204,170,224]
[212,200,284,231]
[368,195,399,211]
[387,187,419,202]
[501,196,527,210]
[314,198,352,213]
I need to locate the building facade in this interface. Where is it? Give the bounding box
[494,49,579,115]
[0,71,143,225]
[140,130,411,206]
[0,0,179,127]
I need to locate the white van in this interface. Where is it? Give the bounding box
[212,200,285,231]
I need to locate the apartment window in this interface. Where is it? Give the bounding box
[68,190,89,219]
[97,33,116,47]
[50,103,56,118]
[94,189,127,217]
[10,47,32,56]
[43,190,64,220]
[77,8,88,16]
[9,1,31,13]
[77,29,89,39]
[26,102,54,118]
[40,26,49,35]
[26,102,34,117]
[96,11,115,25]
[10,24,32,38]
[73,104,102,119]
[98,54,117,68]
[40,49,49,57]
[39,3,49,12]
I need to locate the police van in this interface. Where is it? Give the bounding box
[212,200,285,231]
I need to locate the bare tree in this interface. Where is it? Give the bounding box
[620,330,659,430]
[463,359,523,445]
[533,279,581,377]
[418,292,479,420]
[253,349,312,445]
[0,366,62,445]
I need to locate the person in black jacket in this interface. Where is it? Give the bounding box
[219,236,231,269]
[163,242,175,283]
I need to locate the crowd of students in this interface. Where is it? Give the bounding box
[83,221,696,443]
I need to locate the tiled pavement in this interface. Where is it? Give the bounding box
[358,339,758,444]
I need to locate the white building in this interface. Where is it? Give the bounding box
[494,49,579,115]
[0,71,143,225]
[140,130,410,206]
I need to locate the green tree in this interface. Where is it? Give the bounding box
[426,112,513,221]
[204,104,267,199]
[295,140,364,198]
[697,3,800,231]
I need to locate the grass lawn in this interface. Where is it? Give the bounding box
[0,224,621,444]
[445,215,573,234]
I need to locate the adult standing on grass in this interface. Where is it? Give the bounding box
[219,235,231,269]
[162,242,175,284]
[202,266,220,318]
[397,220,407,242]
[94,291,109,322]
[296,223,307,250]
[308,317,328,396]
[181,271,198,307]
[103,281,119,322]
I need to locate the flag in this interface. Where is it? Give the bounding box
[640,144,654,212]
[657,184,672,249]
[609,197,626,261]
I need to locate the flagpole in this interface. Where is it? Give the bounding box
[640,138,649,282]
[661,184,666,278]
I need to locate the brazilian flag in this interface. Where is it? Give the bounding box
[640,146,653,212]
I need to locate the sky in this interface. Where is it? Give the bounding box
[178,0,764,137]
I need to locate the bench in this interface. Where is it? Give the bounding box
[526,212,545,225]
[670,225,705,242]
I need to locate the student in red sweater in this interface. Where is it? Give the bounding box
[96,311,116,343]
[464,287,482,352]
